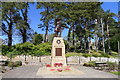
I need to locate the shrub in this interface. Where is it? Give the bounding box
[110,72,120,75]
[111,51,118,56]
[8,62,14,67]
[83,63,88,66]
[101,53,111,58]
[25,62,29,64]
[92,53,102,57]
[65,52,82,57]
[4,60,9,66]
[98,50,105,54]
[34,42,52,56]
[75,49,81,53]
[14,61,22,67]
[83,61,96,67]
[106,62,118,71]
[8,61,22,67]
[82,54,91,57]
[69,46,75,52]
[88,61,96,67]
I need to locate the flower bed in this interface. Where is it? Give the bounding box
[50,69,55,71]
[65,68,70,71]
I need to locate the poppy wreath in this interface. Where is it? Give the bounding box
[54,63,63,67]
[46,64,51,67]
[57,68,62,72]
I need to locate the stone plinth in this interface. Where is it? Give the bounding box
[51,37,67,67]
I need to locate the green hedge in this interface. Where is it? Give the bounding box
[83,61,96,67]
[8,61,22,67]
[82,54,92,57]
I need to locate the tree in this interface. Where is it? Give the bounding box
[64,2,102,52]
[32,32,43,45]
[95,9,116,53]
[108,22,120,52]
[2,2,20,46]
[15,2,33,43]
[103,10,116,54]
[37,2,54,42]
[48,33,55,43]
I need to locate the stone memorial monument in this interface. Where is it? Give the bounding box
[37,18,82,75]
[51,37,67,67]
[51,18,67,67]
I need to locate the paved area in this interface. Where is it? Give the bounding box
[1,65,118,78]
[36,66,84,76]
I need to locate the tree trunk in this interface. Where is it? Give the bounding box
[101,18,105,53]
[118,41,120,56]
[95,19,98,52]
[72,25,75,46]
[8,22,13,46]
[88,37,91,53]
[44,24,48,42]
[84,23,87,51]
[39,56,41,63]
[68,25,73,42]
[96,34,98,52]
[20,3,29,43]
[80,39,83,49]
[23,28,27,43]
[25,55,27,62]
[79,57,80,64]
[23,7,28,43]
[95,32,98,52]
[107,24,111,54]
[44,7,49,42]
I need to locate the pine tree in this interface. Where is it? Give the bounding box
[2,2,20,46]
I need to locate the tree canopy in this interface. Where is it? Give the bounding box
[1,2,119,57]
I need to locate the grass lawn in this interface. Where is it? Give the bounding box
[110,71,120,75]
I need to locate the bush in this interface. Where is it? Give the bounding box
[8,62,14,67]
[69,46,75,52]
[92,53,102,57]
[110,72,120,75]
[78,50,88,53]
[34,42,52,56]
[83,61,96,67]
[106,62,118,71]
[111,51,118,56]
[98,50,104,54]
[14,61,22,67]
[8,61,22,67]
[75,49,81,53]
[83,63,89,67]
[82,54,91,57]
[66,52,82,57]
[101,53,111,58]
[4,60,9,66]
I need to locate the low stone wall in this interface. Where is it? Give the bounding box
[67,56,118,64]
[12,56,118,65]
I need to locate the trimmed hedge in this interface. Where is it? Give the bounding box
[8,61,22,67]
[83,61,96,67]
